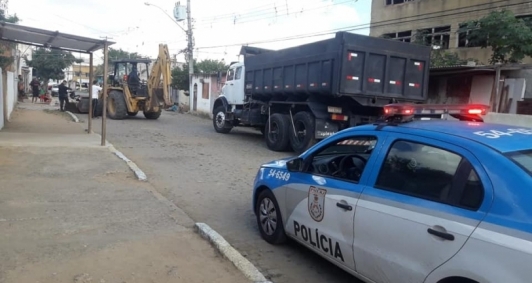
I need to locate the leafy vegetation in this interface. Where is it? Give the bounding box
[0,10,20,70]
[461,10,532,64]
[24,48,82,87]
[171,59,228,90]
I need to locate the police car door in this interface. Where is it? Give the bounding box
[283,133,387,272]
[353,134,490,283]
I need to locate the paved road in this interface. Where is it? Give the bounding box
[82,111,358,283]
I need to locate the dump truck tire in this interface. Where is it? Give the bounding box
[107,91,127,120]
[127,111,138,117]
[144,109,161,120]
[265,113,291,152]
[213,105,232,133]
[289,111,317,154]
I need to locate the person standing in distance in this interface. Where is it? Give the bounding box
[29,77,40,103]
[91,80,102,118]
[57,80,72,111]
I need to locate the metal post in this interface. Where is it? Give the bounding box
[88,52,94,133]
[186,0,194,95]
[101,40,109,146]
[493,65,501,112]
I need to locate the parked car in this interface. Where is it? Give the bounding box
[49,84,58,96]
[252,103,532,283]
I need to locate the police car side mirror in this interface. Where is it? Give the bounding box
[286,158,303,172]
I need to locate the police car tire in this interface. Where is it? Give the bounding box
[289,111,317,154]
[265,114,291,152]
[256,189,287,245]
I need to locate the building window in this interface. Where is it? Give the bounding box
[382,30,412,43]
[415,26,450,49]
[457,22,484,48]
[202,82,210,99]
[386,0,415,5]
[516,14,532,28]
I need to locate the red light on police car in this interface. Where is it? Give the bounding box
[467,108,484,115]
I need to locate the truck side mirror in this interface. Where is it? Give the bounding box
[286,157,303,172]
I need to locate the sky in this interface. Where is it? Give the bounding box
[9,0,371,66]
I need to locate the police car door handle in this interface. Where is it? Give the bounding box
[427,228,455,241]
[336,202,352,211]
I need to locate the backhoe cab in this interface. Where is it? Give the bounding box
[104,44,172,120]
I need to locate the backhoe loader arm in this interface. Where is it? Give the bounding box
[147,44,172,109]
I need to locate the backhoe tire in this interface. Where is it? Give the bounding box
[289,111,317,154]
[144,109,162,120]
[265,113,291,152]
[107,91,127,120]
[127,111,138,117]
[213,105,233,133]
[95,98,103,117]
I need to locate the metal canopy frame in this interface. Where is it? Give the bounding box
[0,21,116,146]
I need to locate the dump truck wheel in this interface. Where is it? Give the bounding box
[107,91,127,120]
[144,109,161,120]
[265,113,291,152]
[127,111,138,117]
[213,105,233,133]
[289,111,317,154]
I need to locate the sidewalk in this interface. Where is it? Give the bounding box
[0,103,248,283]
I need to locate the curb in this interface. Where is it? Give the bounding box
[65,111,79,123]
[195,223,272,283]
[107,144,148,182]
[67,109,148,182]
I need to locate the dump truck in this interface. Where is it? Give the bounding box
[212,31,431,153]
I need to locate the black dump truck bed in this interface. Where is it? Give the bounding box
[241,31,431,103]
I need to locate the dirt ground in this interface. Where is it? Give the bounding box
[0,107,248,283]
[75,109,358,283]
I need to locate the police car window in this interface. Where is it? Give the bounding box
[308,136,377,183]
[505,149,532,176]
[458,168,484,210]
[317,137,377,156]
[375,141,462,202]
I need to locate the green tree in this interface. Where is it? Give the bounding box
[24,48,82,88]
[0,10,21,70]
[171,59,228,90]
[95,48,145,76]
[195,59,228,73]
[462,10,532,64]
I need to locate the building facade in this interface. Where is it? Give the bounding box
[189,72,227,117]
[370,0,532,64]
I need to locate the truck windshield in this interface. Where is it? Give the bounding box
[505,149,532,176]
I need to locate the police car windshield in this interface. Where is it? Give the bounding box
[505,149,532,176]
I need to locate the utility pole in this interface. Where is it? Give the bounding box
[186,0,194,93]
[100,36,112,146]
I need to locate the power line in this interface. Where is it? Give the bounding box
[194,0,521,50]
[193,0,356,29]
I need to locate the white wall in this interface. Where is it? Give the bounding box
[6,71,15,121]
[190,75,212,115]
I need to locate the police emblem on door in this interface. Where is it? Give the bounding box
[308,186,327,222]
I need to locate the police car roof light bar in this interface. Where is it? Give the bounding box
[383,103,490,117]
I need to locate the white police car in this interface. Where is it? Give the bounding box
[252,103,532,283]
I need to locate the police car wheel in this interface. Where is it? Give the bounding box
[256,189,287,244]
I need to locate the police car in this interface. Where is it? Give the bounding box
[252,103,532,283]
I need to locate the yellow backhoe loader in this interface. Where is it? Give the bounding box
[98,44,173,120]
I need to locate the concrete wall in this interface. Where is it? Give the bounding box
[0,67,3,130]
[370,0,532,64]
[484,112,532,127]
